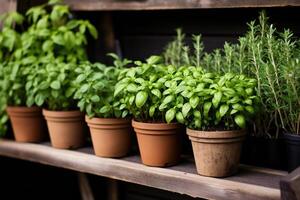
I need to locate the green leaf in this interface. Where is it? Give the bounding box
[162,95,174,105]
[151,89,161,98]
[127,83,138,92]
[146,56,161,65]
[76,74,86,83]
[114,84,126,97]
[79,84,89,93]
[189,96,199,108]
[66,87,76,98]
[35,94,44,106]
[245,106,254,114]
[182,103,191,118]
[91,95,100,103]
[219,104,229,118]
[193,110,201,120]
[122,110,128,118]
[203,102,212,117]
[149,105,156,117]
[230,109,238,115]
[176,112,184,124]
[212,91,222,108]
[50,81,60,89]
[232,103,244,111]
[135,91,148,108]
[244,99,252,105]
[234,115,245,128]
[119,103,126,110]
[165,108,176,123]
[100,105,110,113]
[87,23,98,39]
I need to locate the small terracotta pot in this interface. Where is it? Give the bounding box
[86,116,132,158]
[6,106,47,142]
[132,120,181,167]
[187,128,246,177]
[43,109,85,149]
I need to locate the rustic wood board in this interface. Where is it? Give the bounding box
[0,139,286,200]
[0,0,17,14]
[64,0,300,11]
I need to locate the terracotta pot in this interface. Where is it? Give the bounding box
[187,128,246,177]
[43,109,85,149]
[86,116,132,158]
[132,120,182,167]
[6,106,47,142]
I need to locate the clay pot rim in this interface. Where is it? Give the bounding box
[85,115,131,125]
[132,119,180,131]
[7,106,42,113]
[43,109,83,118]
[187,128,246,139]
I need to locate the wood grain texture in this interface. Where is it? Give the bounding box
[0,0,17,14]
[0,139,286,200]
[280,167,300,200]
[64,0,300,11]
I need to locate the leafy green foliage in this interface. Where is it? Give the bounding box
[162,12,300,136]
[163,28,204,68]
[26,59,78,110]
[0,0,98,136]
[176,69,257,130]
[74,55,131,118]
[22,0,98,111]
[205,12,300,136]
[115,56,183,123]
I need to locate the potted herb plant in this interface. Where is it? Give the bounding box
[26,59,85,149]
[24,0,97,149]
[0,12,48,142]
[115,56,183,167]
[178,69,257,177]
[74,54,133,157]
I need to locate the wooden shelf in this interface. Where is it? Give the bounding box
[0,139,287,200]
[64,0,300,11]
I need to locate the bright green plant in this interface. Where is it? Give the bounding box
[0,12,25,136]
[246,13,300,136]
[163,28,204,68]
[26,59,79,110]
[162,12,300,136]
[177,69,257,130]
[115,56,185,123]
[24,0,97,63]
[23,0,98,111]
[0,0,97,135]
[74,54,132,118]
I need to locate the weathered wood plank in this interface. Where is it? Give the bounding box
[0,139,284,200]
[0,0,17,14]
[280,167,300,200]
[64,0,300,11]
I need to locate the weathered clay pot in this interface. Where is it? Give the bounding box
[187,128,246,177]
[132,120,181,167]
[86,116,132,158]
[6,106,47,143]
[43,109,85,149]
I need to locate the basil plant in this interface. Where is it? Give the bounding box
[115,56,186,123]
[176,69,257,130]
[74,54,132,118]
[0,12,25,135]
[26,59,78,111]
